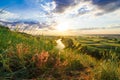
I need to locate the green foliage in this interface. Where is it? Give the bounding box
[62,38,74,48]
[94,59,120,80]
[0,26,120,79]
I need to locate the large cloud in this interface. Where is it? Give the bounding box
[53,0,80,13]
[52,0,120,16]
[92,0,120,15]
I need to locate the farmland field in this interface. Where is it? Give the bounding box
[0,25,120,80]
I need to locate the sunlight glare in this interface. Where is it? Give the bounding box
[56,22,69,31]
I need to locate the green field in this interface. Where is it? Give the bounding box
[0,25,120,80]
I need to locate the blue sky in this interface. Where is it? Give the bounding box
[0,0,120,35]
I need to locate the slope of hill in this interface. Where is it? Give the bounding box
[0,25,120,80]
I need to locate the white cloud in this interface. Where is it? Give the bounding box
[40,1,56,12]
[0,10,19,21]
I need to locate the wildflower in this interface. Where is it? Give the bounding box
[32,51,49,67]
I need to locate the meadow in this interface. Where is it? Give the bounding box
[0,25,120,80]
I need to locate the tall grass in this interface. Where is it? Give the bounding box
[0,25,120,79]
[93,60,120,80]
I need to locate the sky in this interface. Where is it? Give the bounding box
[0,0,120,35]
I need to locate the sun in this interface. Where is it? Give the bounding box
[56,22,69,31]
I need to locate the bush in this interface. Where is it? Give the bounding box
[66,59,84,71]
[62,38,74,48]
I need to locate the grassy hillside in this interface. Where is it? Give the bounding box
[0,25,120,80]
